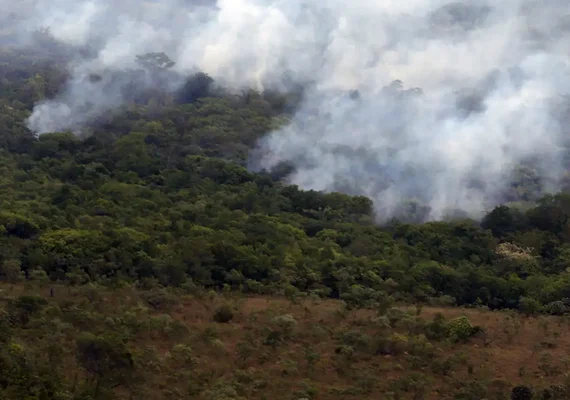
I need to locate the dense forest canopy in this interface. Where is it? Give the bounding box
[0,33,569,313]
[4,0,570,221]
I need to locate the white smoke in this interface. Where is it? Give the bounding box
[3,0,570,220]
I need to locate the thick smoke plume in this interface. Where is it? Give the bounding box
[3,0,570,220]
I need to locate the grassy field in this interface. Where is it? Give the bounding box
[2,283,569,399]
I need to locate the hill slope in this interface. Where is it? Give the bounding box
[2,283,569,400]
[3,43,570,400]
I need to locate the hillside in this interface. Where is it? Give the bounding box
[3,40,570,400]
[2,283,570,400]
[0,46,569,310]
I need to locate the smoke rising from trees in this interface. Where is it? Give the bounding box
[3,0,570,220]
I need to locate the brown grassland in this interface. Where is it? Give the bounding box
[2,282,570,399]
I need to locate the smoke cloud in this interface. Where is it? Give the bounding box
[3,0,570,220]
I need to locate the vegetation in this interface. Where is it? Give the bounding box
[1,284,570,400]
[2,38,570,398]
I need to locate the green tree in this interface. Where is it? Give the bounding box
[76,333,135,395]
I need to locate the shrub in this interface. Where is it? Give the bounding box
[213,304,234,323]
[270,314,297,338]
[544,301,568,316]
[425,313,447,341]
[141,288,178,310]
[203,382,245,400]
[0,310,12,342]
[446,316,481,343]
[428,295,456,307]
[431,357,457,376]
[518,296,542,316]
[76,333,135,388]
[340,330,372,353]
[386,308,408,326]
[377,333,409,356]
[393,372,431,398]
[0,211,40,238]
[7,295,48,326]
[511,385,533,400]
[540,384,568,399]
[168,344,196,368]
[454,379,488,400]
[408,334,435,358]
[264,314,297,348]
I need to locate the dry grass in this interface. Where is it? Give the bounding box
[2,283,570,399]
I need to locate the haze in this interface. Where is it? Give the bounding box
[3,0,570,221]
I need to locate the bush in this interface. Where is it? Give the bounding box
[7,295,48,326]
[0,211,40,238]
[340,330,372,353]
[0,310,12,342]
[169,344,196,368]
[377,333,409,356]
[425,313,447,341]
[76,333,135,388]
[454,379,488,400]
[408,334,435,358]
[446,316,481,343]
[213,304,234,323]
[544,301,568,316]
[141,288,178,310]
[519,296,542,316]
[540,384,568,399]
[428,295,456,307]
[270,314,297,338]
[511,385,533,400]
[264,314,298,347]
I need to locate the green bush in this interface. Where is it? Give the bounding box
[446,316,481,343]
[518,296,543,316]
[213,304,234,323]
[544,301,568,316]
[7,295,48,326]
[425,313,448,341]
[270,314,297,338]
[376,333,409,356]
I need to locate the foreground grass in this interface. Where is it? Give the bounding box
[1,283,570,400]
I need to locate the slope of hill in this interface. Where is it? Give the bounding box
[2,283,569,400]
[3,42,570,399]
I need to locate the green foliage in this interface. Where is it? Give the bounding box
[544,301,569,316]
[454,380,489,400]
[0,310,13,343]
[6,295,48,326]
[213,304,234,323]
[519,296,543,316]
[392,372,431,398]
[0,211,40,238]
[1,44,570,340]
[425,313,448,341]
[446,316,480,343]
[76,333,135,391]
[0,340,70,400]
[270,314,297,339]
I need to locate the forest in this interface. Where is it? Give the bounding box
[2,40,570,399]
